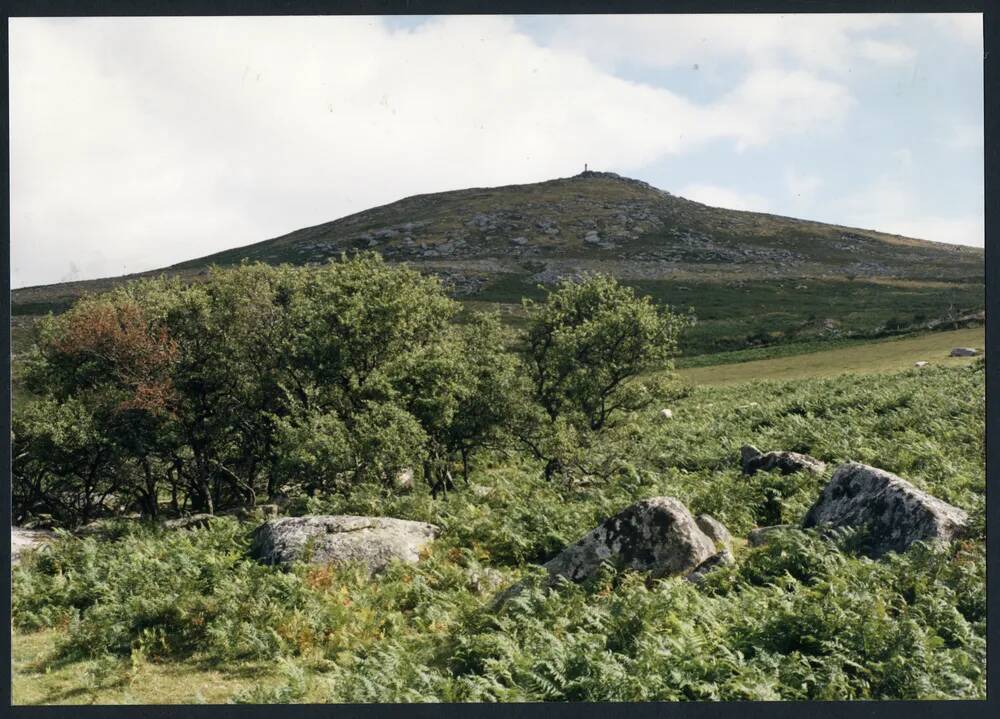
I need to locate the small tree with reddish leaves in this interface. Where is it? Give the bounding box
[18,297,180,523]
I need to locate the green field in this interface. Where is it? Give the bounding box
[678,327,985,385]
[471,276,984,357]
[12,360,985,703]
[9,249,986,704]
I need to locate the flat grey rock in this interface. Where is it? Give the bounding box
[949,347,979,357]
[11,527,55,565]
[542,497,716,583]
[250,515,439,574]
[802,462,969,557]
[741,444,826,476]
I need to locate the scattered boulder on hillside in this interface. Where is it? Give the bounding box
[467,566,506,594]
[695,514,732,552]
[802,462,969,557]
[914,361,929,368]
[659,408,674,420]
[541,497,716,584]
[747,524,796,547]
[949,347,979,357]
[11,527,55,565]
[740,444,826,476]
[250,515,440,574]
[394,467,415,491]
[685,550,735,585]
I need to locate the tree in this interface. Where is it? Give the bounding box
[17,295,181,524]
[396,311,528,494]
[521,275,690,479]
[11,398,127,525]
[12,253,542,525]
[271,254,459,494]
[153,265,300,512]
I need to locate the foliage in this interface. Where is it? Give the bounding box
[519,275,689,480]
[13,255,524,523]
[12,362,985,702]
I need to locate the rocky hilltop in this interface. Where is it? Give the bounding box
[165,170,981,294]
[11,171,983,351]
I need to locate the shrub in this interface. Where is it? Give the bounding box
[520,275,690,479]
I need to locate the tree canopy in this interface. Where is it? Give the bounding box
[13,259,687,525]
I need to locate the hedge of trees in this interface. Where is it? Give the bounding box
[12,254,689,526]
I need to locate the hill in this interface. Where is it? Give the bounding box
[10,171,984,357]
[166,170,981,284]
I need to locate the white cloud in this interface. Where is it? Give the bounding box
[943,120,984,152]
[677,183,770,213]
[931,14,982,47]
[891,148,914,170]
[549,14,911,73]
[857,39,915,65]
[710,68,852,150]
[838,176,982,247]
[9,16,856,286]
[784,168,823,202]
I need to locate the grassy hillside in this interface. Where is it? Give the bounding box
[12,361,985,703]
[678,327,984,385]
[10,171,984,361]
[168,171,981,283]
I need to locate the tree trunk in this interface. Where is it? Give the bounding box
[142,459,158,519]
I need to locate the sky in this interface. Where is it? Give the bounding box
[8,13,984,288]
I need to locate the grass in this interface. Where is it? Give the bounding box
[677,326,984,386]
[466,275,983,357]
[12,630,287,705]
[11,361,985,703]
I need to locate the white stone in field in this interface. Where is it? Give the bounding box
[250,515,439,574]
[11,527,55,565]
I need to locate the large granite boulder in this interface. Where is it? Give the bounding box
[542,497,716,583]
[250,515,439,574]
[741,444,826,476]
[802,463,969,557]
[11,527,55,565]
